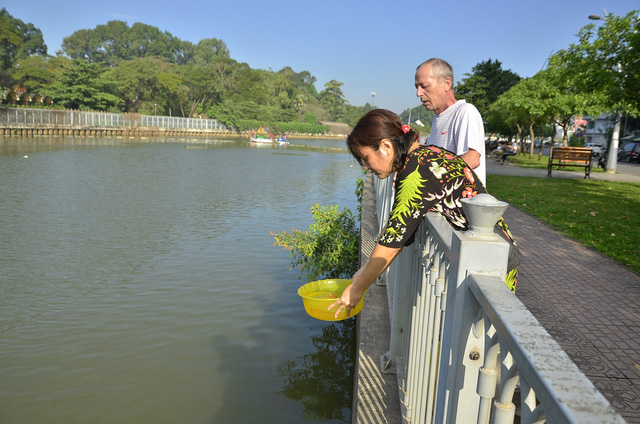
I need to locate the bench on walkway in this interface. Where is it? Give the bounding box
[547,146,593,179]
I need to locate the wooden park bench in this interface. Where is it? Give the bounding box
[547,147,593,179]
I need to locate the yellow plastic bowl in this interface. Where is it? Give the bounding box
[298,279,364,321]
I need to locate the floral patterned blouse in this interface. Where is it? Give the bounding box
[379,144,484,246]
[378,144,519,291]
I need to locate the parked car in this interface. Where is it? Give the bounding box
[617,142,640,163]
[584,143,604,156]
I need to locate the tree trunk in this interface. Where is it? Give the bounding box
[529,123,535,158]
[188,95,207,118]
[537,126,543,161]
[542,124,556,161]
[562,123,570,146]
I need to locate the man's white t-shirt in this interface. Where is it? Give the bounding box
[427,100,486,185]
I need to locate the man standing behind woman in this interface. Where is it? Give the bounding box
[415,58,487,185]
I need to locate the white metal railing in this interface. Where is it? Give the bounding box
[0,107,226,130]
[371,175,625,424]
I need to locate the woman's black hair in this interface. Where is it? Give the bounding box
[346,109,420,171]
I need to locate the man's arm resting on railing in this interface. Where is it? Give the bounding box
[460,148,481,170]
[329,244,402,318]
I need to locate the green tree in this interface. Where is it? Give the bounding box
[550,11,640,117]
[93,20,132,65]
[207,99,250,129]
[173,39,195,65]
[209,57,243,103]
[304,111,318,124]
[61,22,124,64]
[487,78,546,155]
[175,63,227,117]
[61,20,181,66]
[43,60,123,111]
[224,65,269,105]
[193,38,230,65]
[0,8,47,85]
[532,66,601,148]
[319,80,347,121]
[454,59,521,132]
[546,11,639,170]
[128,22,177,61]
[0,8,47,64]
[103,57,167,112]
[156,70,183,115]
[10,55,70,91]
[289,69,318,97]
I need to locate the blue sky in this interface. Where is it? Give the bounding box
[4,0,638,114]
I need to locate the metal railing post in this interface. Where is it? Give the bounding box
[436,194,510,423]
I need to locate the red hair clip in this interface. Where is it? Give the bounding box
[402,125,411,134]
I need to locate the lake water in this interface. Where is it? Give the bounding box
[0,135,363,423]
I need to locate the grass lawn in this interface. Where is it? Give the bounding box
[486,174,640,275]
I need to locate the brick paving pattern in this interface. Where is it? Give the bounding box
[498,166,640,423]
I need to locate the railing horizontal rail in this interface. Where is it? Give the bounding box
[468,272,624,424]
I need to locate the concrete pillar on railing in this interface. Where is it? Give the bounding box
[435,194,511,424]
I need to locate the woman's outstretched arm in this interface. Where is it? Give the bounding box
[329,243,402,318]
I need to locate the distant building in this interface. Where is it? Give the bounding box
[1,85,53,107]
[582,114,612,147]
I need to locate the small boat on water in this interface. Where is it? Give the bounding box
[250,125,274,143]
[249,126,289,145]
[251,136,274,143]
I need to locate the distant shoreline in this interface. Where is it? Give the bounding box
[0,124,347,140]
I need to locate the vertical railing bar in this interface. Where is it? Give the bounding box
[404,250,420,421]
[409,238,426,421]
[414,238,433,423]
[416,244,436,424]
[424,247,445,423]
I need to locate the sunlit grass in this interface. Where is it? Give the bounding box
[487,174,640,274]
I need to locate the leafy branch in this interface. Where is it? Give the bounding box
[271,204,360,282]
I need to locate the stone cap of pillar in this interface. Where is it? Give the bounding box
[461,193,509,238]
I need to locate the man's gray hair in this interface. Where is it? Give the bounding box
[417,58,454,84]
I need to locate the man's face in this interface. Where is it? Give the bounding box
[415,64,450,114]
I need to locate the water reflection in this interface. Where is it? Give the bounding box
[278,319,356,422]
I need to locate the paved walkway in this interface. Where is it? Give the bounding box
[353,161,640,423]
[488,161,640,423]
[489,158,640,183]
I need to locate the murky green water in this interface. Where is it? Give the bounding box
[0,135,362,423]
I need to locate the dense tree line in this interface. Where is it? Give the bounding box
[4,8,638,140]
[0,8,371,133]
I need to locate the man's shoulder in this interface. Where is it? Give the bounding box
[435,100,481,123]
[455,99,481,114]
[437,100,479,118]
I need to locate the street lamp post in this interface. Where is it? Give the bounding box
[589,12,620,173]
